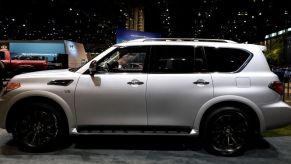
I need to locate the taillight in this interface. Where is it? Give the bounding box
[269,81,284,95]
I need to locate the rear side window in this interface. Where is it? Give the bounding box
[150,46,194,73]
[204,47,251,72]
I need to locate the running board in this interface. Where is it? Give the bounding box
[71,126,199,136]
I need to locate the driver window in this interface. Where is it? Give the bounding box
[98,46,148,73]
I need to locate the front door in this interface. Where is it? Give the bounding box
[75,46,149,126]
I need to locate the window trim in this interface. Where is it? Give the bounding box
[86,45,253,75]
[233,49,253,73]
[193,46,209,73]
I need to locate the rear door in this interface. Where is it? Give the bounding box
[146,46,213,127]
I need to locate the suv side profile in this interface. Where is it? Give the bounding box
[1,38,291,156]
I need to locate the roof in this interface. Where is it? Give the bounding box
[127,38,238,43]
[115,38,265,54]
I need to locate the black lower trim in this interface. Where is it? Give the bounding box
[77,125,191,134]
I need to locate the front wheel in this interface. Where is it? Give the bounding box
[202,107,252,156]
[12,102,68,152]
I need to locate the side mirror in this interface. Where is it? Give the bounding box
[89,60,97,75]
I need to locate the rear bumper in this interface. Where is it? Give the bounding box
[261,101,291,130]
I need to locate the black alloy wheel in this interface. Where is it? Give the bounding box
[12,102,68,152]
[202,107,252,156]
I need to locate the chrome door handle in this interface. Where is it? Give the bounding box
[193,79,210,85]
[127,79,144,85]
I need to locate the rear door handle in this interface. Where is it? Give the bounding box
[193,79,210,85]
[127,79,144,85]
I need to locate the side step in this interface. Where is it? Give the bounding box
[72,126,199,136]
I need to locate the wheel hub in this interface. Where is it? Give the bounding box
[223,126,233,135]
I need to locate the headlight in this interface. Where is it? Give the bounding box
[5,82,21,93]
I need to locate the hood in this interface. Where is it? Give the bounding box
[15,69,77,78]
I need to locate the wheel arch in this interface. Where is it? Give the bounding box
[5,91,75,133]
[194,95,265,133]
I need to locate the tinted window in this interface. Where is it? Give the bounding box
[194,47,208,72]
[0,52,5,60]
[98,46,148,73]
[151,46,194,73]
[204,47,251,72]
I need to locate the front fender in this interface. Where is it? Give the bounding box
[4,90,76,131]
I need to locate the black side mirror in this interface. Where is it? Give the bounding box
[89,60,97,75]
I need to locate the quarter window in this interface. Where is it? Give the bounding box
[204,47,251,72]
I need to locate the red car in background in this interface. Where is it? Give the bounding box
[0,49,48,75]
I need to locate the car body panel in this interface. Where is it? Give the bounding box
[193,95,266,132]
[0,69,80,131]
[75,73,148,126]
[146,74,213,127]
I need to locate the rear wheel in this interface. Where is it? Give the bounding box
[202,107,252,156]
[12,102,68,152]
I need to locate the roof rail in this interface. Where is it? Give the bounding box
[129,38,237,43]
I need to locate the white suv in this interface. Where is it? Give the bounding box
[1,38,291,156]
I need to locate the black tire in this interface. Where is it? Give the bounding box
[12,102,68,152]
[201,107,253,156]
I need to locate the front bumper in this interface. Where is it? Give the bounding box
[261,101,291,130]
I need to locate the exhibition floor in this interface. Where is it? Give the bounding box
[0,128,291,164]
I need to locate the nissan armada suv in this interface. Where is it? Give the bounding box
[1,38,291,156]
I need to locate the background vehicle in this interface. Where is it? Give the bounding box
[0,49,48,75]
[1,38,291,156]
[272,66,291,82]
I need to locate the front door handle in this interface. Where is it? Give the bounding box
[193,79,210,85]
[127,79,144,85]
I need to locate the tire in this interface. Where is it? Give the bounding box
[201,107,253,156]
[12,102,68,152]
